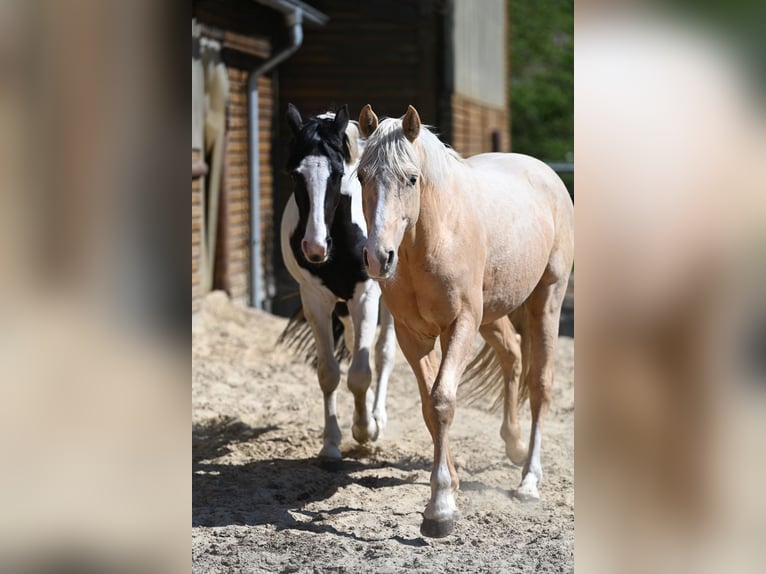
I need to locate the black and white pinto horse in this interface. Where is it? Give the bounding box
[279,104,396,461]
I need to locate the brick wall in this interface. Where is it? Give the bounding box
[192,148,204,312]
[211,68,273,306]
[451,93,510,157]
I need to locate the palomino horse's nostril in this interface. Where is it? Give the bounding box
[381,250,395,274]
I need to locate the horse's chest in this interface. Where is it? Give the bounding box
[284,194,369,301]
[381,272,459,335]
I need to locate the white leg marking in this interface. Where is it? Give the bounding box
[424,460,457,522]
[516,421,543,501]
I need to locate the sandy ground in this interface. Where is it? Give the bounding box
[193,291,574,573]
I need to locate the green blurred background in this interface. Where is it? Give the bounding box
[510,0,574,196]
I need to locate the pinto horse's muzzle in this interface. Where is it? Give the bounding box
[302,237,332,264]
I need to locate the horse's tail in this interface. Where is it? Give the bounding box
[277,302,350,368]
[458,342,505,412]
[458,309,529,412]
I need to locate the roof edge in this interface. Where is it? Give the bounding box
[254,0,329,26]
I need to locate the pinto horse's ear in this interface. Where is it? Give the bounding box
[402,105,421,142]
[333,105,350,135]
[358,104,378,138]
[286,103,303,136]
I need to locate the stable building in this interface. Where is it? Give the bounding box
[191,0,510,314]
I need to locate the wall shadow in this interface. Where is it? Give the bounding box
[192,417,422,542]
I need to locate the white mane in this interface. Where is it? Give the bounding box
[358,117,462,189]
[344,121,364,166]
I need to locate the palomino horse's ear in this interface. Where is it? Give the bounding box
[334,105,350,135]
[286,103,303,135]
[402,105,421,142]
[358,104,379,138]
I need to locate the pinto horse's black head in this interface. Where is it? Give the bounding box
[286,103,350,264]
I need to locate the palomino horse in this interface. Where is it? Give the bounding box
[357,105,574,537]
[279,104,397,461]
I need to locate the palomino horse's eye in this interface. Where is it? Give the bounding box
[408,175,418,186]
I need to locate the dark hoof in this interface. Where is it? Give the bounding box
[317,457,343,472]
[420,516,455,538]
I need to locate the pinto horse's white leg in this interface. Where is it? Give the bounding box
[372,300,396,437]
[516,278,568,501]
[337,311,354,357]
[301,288,343,460]
[346,281,381,443]
[479,318,527,465]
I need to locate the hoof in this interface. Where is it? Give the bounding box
[420,516,455,538]
[318,443,342,461]
[352,419,379,444]
[317,456,343,472]
[513,483,540,502]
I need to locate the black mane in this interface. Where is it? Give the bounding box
[287,115,351,171]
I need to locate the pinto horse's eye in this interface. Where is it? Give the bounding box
[408,175,418,186]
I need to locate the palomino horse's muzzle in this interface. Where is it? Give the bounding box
[363,247,395,278]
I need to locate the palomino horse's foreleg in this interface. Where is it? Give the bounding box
[393,322,439,439]
[372,301,396,436]
[347,281,382,443]
[301,289,343,460]
[424,315,478,537]
[393,323,458,488]
[516,279,568,501]
[479,318,527,465]
[395,322,465,535]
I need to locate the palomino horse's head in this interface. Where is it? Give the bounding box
[286,103,351,264]
[357,104,427,279]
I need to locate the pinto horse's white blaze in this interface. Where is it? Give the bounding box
[296,155,332,262]
[357,104,574,538]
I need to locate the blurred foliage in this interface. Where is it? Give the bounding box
[510,0,573,164]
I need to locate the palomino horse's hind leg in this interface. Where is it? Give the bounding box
[301,288,343,460]
[478,318,527,465]
[372,302,396,436]
[515,277,568,501]
[347,281,382,443]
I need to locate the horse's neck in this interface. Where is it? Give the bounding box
[339,158,365,230]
